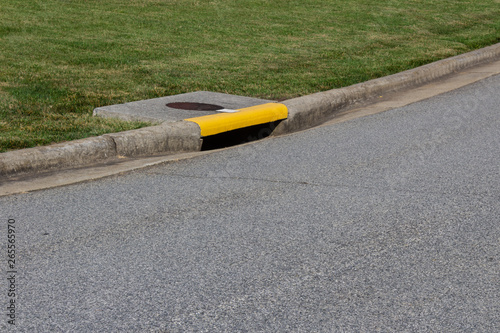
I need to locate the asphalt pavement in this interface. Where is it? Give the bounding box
[1,74,499,332]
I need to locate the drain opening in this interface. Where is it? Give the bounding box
[201,120,282,151]
[167,102,224,111]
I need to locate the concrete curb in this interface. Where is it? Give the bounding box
[273,42,500,135]
[105,121,202,158]
[0,122,202,177]
[0,136,117,177]
[1,42,499,178]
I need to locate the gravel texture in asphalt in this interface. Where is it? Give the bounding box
[1,75,499,332]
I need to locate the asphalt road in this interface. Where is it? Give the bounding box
[1,74,499,332]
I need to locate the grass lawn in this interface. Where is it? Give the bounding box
[1,0,499,152]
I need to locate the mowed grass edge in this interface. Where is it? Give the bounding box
[1,0,499,152]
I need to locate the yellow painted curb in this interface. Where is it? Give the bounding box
[185,103,288,137]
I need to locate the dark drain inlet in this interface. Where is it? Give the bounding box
[166,102,224,111]
[201,120,282,150]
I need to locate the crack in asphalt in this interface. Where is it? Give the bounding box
[145,172,497,201]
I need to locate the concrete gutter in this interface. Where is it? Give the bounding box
[1,42,499,178]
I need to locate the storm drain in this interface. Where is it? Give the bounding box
[200,120,282,151]
[166,102,282,149]
[93,91,282,150]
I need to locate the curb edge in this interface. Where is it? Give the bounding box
[1,43,499,178]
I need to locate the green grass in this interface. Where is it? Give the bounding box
[1,0,499,152]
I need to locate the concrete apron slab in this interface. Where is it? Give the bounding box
[93,91,274,123]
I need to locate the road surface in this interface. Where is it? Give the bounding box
[1,74,499,332]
